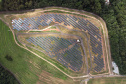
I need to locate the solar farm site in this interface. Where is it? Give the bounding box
[1,7,112,83]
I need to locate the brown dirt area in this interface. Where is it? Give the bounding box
[36,70,73,84]
[43,28,60,32]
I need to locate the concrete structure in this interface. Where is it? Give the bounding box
[112,61,119,74]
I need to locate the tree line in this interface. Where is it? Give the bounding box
[0,0,104,14]
[0,0,125,75]
[101,0,126,74]
[0,64,20,84]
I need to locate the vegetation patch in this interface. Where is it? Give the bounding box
[44,10,87,17]
[88,77,126,84]
[5,55,13,61]
[0,64,20,84]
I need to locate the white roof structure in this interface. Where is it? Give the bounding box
[77,39,80,42]
[112,61,119,74]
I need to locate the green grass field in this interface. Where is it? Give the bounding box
[29,30,60,33]
[0,20,75,84]
[88,77,126,84]
[44,10,87,18]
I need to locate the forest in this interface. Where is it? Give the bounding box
[0,64,19,84]
[0,0,125,80]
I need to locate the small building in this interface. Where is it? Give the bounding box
[77,39,81,43]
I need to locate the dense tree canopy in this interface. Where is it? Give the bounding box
[0,64,20,84]
[0,0,104,14]
[101,0,126,74]
[0,0,125,75]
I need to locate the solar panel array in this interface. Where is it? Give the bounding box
[13,13,104,72]
[90,34,104,72]
[26,36,83,71]
[93,56,104,72]
[57,44,83,71]
[12,14,98,33]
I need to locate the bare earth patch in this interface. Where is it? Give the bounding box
[37,70,72,84]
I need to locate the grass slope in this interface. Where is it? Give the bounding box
[0,20,74,84]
